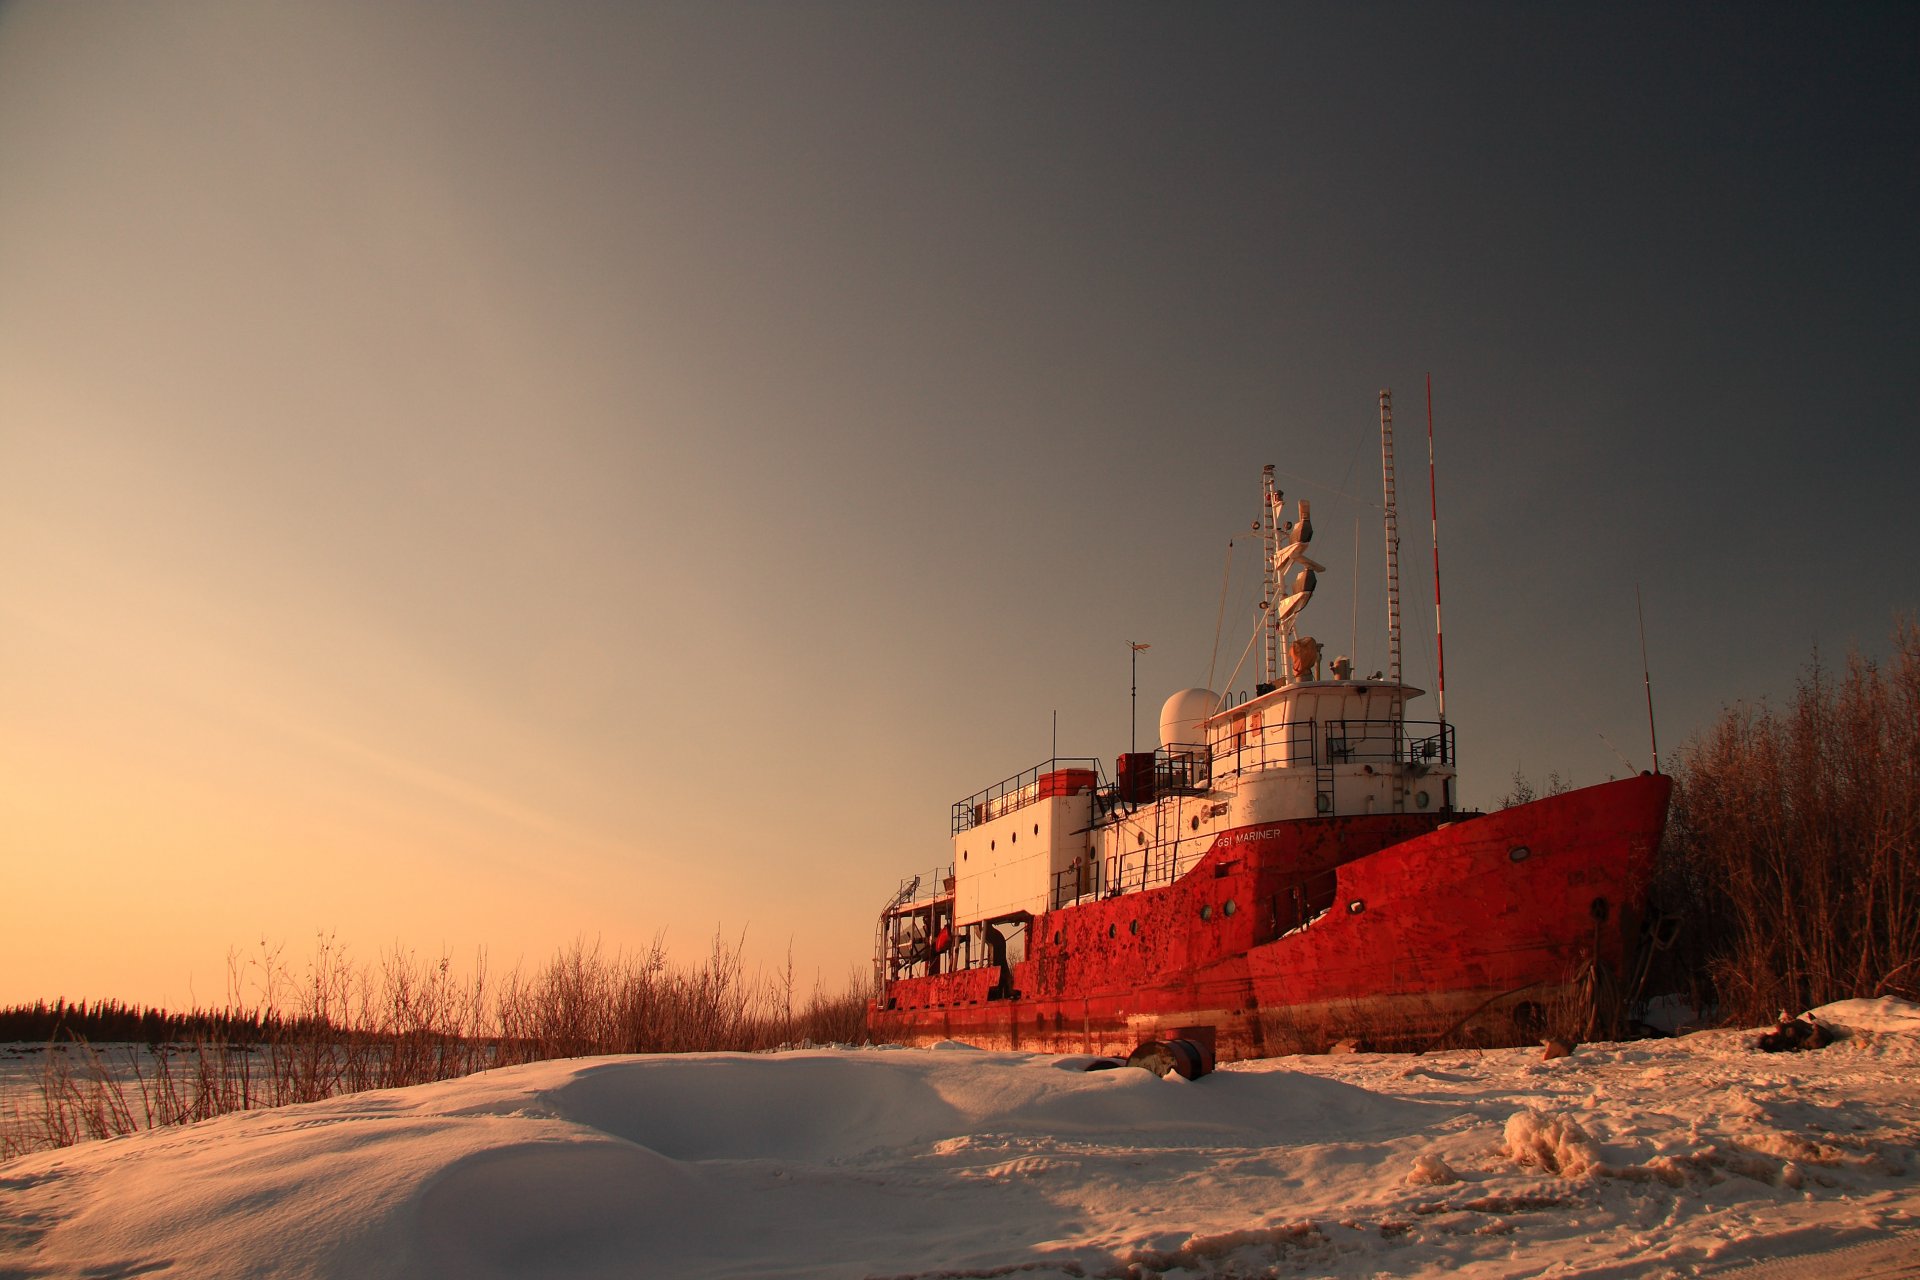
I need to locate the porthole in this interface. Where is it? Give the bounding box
[1347,900,1365,914]
[962,850,969,862]
[1190,816,1200,831]
[990,839,996,851]
[1053,930,1062,944]
[1033,823,1040,835]
[1508,846,1531,863]
[1416,790,1431,809]
[1136,832,1146,847]
[1200,904,1213,921]
[1316,794,1331,813]
[1011,831,1017,844]
[1107,923,1117,939]
[1129,919,1139,935]
[1223,899,1237,917]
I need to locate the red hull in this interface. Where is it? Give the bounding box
[870,774,1672,1058]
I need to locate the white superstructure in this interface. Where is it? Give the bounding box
[934,470,1455,945]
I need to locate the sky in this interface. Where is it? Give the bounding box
[1,3,1915,1010]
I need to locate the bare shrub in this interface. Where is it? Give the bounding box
[1499,769,1573,809]
[778,967,878,1047]
[5,931,873,1158]
[1659,618,1920,1025]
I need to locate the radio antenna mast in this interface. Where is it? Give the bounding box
[1426,374,1446,722]
[1260,465,1282,687]
[1379,389,1402,685]
[1637,585,1660,773]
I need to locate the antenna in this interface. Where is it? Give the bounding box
[1598,731,1637,775]
[1129,641,1150,757]
[1426,374,1446,722]
[1259,466,1281,686]
[1379,389,1402,685]
[1206,539,1233,694]
[1350,515,1360,668]
[1637,585,1660,773]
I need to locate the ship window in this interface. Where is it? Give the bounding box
[1347,900,1365,914]
[990,840,996,851]
[1107,923,1116,939]
[1416,790,1431,809]
[1200,904,1213,921]
[1011,831,1017,844]
[1129,920,1138,935]
[1190,816,1200,831]
[1135,832,1146,847]
[1223,899,1237,917]
[1033,823,1040,835]
[962,850,968,861]
[1509,846,1530,862]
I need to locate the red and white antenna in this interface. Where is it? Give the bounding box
[1379,390,1401,685]
[1426,374,1446,723]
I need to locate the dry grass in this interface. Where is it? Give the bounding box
[1,933,873,1160]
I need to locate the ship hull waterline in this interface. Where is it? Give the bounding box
[869,773,1673,1060]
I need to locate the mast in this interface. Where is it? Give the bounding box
[1379,389,1401,686]
[1260,464,1319,687]
[1637,584,1660,773]
[1260,465,1281,686]
[1426,374,1446,722]
[1128,642,1150,756]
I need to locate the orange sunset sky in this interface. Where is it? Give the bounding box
[2,4,1914,1009]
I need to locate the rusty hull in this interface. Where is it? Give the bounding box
[870,773,1673,1059]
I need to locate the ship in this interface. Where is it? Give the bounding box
[869,393,1673,1061]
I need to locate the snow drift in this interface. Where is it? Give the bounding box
[3,1001,1918,1278]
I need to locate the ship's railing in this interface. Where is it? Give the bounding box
[1208,718,1317,775]
[1322,718,1455,768]
[1155,749,1210,794]
[1210,718,1455,775]
[1409,721,1454,766]
[879,865,955,917]
[952,757,1104,835]
[1049,858,1099,909]
[1097,840,1204,898]
[1052,792,1216,906]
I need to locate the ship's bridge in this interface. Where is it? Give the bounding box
[1207,680,1446,769]
[1199,679,1455,821]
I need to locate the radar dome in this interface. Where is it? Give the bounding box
[1159,688,1218,752]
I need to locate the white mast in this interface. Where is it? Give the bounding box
[1379,389,1402,686]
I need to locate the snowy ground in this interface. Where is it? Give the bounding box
[2,1000,1916,1279]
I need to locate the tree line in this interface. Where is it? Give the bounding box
[0,998,301,1046]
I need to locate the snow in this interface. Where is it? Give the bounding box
[3,1002,1918,1278]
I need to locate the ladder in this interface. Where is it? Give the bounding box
[1314,720,1335,816]
[1379,389,1402,687]
[1380,391,1409,813]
